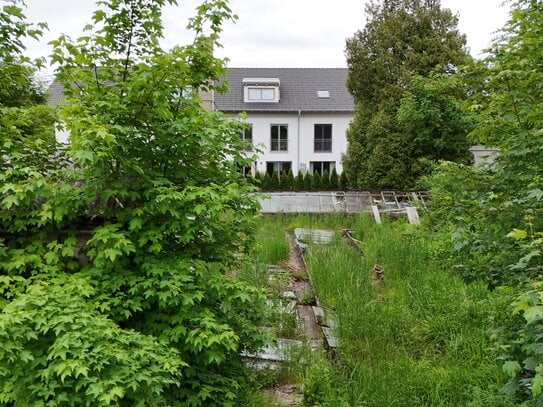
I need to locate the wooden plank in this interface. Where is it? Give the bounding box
[372,205,382,224]
[406,206,420,225]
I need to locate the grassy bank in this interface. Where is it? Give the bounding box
[304,215,513,406]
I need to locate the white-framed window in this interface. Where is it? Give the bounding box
[310,161,335,175]
[314,124,332,152]
[266,161,291,175]
[247,87,275,101]
[241,124,253,151]
[242,78,280,103]
[239,161,256,177]
[270,124,288,152]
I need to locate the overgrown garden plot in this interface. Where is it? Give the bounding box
[239,215,516,406]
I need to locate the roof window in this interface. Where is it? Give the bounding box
[317,90,330,99]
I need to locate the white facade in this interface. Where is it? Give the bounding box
[245,112,352,175]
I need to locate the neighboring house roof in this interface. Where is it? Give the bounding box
[215,68,354,113]
[47,80,66,105]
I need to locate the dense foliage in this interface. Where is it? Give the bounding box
[256,169,345,192]
[0,0,270,405]
[427,0,543,403]
[344,0,471,189]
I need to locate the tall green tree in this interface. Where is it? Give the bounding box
[0,0,55,172]
[426,1,543,402]
[396,72,475,175]
[344,0,469,189]
[0,1,269,405]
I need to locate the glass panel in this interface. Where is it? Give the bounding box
[248,88,261,100]
[271,125,278,141]
[323,124,332,139]
[310,161,335,174]
[244,125,253,142]
[261,88,274,100]
[314,125,332,152]
[280,125,288,139]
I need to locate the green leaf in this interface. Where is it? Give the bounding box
[129,217,143,232]
[533,375,543,398]
[72,149,94,164]
[527,189,543,200]
[502,360,521,378]
[507,228,528,240]
[500,380,519,396]
[524,306,543,324]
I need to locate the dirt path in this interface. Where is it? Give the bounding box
[264,233,324,406]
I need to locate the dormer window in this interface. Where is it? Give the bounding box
[243,78,280,103]
[248,87,275,101]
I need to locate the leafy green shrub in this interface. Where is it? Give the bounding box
[0,0,271,405]
[0,277,184,406]
[261,172,272,191]
[320,169,330,190]
[278,170,291,191]
[294,170,305,191]
[302,358,337,406]
[270,171,280,191]
[311,171,322,191]
[330,168,339,190]
[303,171,313,191]
[339,171,348,190]
[285,168,295,191]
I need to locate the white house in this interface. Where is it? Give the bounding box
[48,68,355,174]
[214,68,354,176]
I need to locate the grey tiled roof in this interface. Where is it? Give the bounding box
[215,68,354,113]
[47,80,65,105]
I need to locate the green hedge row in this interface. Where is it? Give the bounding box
[250,168,348,191]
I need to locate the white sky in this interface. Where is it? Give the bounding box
[22,0,511,78]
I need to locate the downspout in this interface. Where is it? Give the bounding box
[297,109,301,173]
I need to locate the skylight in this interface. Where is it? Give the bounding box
[317,90,330,99]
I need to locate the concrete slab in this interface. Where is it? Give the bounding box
[280,291,298,301]
[322,327,340,349]
[312,307,338,329]
[372,205,382,224]
[242,338,305,370]
[406,206,420,225]
[294,228,335,244]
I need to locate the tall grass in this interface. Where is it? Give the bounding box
[238,216,290,288]
[253,216,290,265]
[304,215,514,406]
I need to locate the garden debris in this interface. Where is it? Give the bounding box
[294,228,335,244]
[296,305,322,341]
[406,206,420,225]
[241,339,304,370]
[341,229,365,256]
[256,190,429,214]
[322,326,340,351]
[312,306,338,329]
[266,299,297,315]
[372,264,384,286]
[280,291,298,301]
[311,306,340,351]
[371,204,382,224]
[267,265,291,284]
[263,384,303,407]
